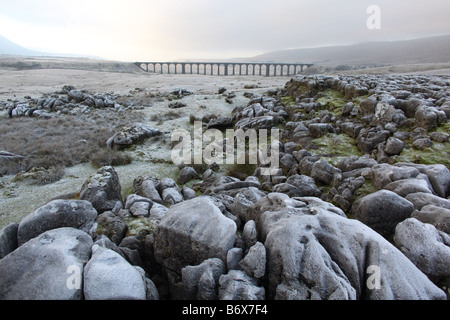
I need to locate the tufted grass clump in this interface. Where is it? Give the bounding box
[0,111,138,177]
[90,149,133,168]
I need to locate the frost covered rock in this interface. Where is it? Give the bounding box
[181,258,226,300]
[412,205,450,234]
[235,115,275,130]
[162,187,184,205]
[394,218,450,278]
[218,270,265,300]
[310,159,341,185]
[79,166,123,214]
[17,199,97,246]
[107,124,162,150]
[352,189,414,238]
[230,187,267,222]
[153,196,237,274]
[95,211,128,245]
[253,193,445,300]
[83,245,148,300]
[132,175,163,203]
[0,223,18,258]
[238,242,266,279]
[177,166,200,185]
[0,228,93,300]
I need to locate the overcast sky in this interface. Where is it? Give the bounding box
[1,0,449,61]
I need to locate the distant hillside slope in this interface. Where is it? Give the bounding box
[245,35,450,66]
[0,34,139,73]
[0,34,102,59]
[0,35,45,56]
[0,56,143,73]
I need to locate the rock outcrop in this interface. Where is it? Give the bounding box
[254,193,445,300]
[0,228,93,300]
[79,166,123,213]
[17,199,98,246]
[1,73,449,301]
[153,196,236,275]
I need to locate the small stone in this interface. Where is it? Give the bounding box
[385,137,404,156]
[412,138,433,150]
[130,201,151,217]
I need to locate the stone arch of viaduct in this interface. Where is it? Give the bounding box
[134,62,313,77]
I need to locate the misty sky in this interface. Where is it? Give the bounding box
[1,0,449,61]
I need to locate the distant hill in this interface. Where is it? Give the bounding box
[0,34,139,73]
[0,35,45,56]
[243,35,450,67]
[0,34,102,59]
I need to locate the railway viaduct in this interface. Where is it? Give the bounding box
[134,61,313,77]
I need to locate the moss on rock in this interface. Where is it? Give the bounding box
[311,133,363,167]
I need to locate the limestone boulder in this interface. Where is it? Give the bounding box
[180,258,226,300]
[356,127,390,154]
[79,166,123,214]
[177,166,200,185]
[17,199,97,246]
[95,211,128,245]
[218,270,265,300]
[0,228,93,300]
[412,205,450,234]
[394,218,450,278]
[0,223,18,258]
[83,245,148,300]
[310,159,341,185]
[253,193,445,300]
[153,196,237,274]
[384,178,433,197]
[351,190,414,238]
[107,124,162,150]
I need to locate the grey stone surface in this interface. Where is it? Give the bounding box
[310,159,341,185]
[153,197,237,274]
[177,166,200,185]
[394,218,450,277]
[412,205,450,234]
[79,166,123,213]
[385,137,404,156]
[253,193,445,300]
[0,223,18,258]
[352,190,414,238]
[227,247,243,271]
[17,199,97,246]
[181,258,226,300]
[137,177,163,204]
[218,270,265,300]
[83,245,147,300]
[238,242,266,279]
[95,211,128,245]
[424,164,450,198]
[384,178,433,197]
[242,220,258,251]
[162,187,184,205]
[405,192,450,211]
[0,228,93,300]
